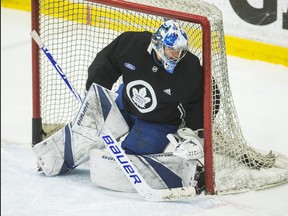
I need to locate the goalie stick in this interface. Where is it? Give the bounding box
[30,30,196,201]
[30,30,82,103]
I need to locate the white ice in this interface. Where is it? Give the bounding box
[1,7,288,216]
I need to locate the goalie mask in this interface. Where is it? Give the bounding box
[148,20,188,74]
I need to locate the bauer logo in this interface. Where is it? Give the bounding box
[102,135,142,184]
[124,63,136,70]
[77,101,89,126]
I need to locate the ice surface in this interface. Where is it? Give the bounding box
[1,7,288,216]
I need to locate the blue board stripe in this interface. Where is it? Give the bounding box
[142,156,182,188]
[59,124,75,174]
[96,85,112,121]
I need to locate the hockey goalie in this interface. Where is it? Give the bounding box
[33,83,205,195]
[33,20,208,198]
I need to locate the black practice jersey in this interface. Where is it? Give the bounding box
[86,31,203,130]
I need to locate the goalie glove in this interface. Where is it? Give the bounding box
[167,127,204,160]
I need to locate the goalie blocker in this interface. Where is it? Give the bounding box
[32,83,205,194]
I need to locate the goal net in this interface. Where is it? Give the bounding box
[31,0,288,194]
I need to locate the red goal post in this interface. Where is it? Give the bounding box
[31,0,288,195]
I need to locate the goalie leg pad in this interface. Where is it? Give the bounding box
[33,84,129,176]
[33,126,68,176]
[90,148,201,192]
[71,83,129,140]
[33,123,101,176]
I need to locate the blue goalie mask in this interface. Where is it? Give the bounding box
[148,20,188,74]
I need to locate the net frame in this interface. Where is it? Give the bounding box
[31,0,288,195]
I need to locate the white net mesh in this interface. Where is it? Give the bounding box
[33,0,288,194]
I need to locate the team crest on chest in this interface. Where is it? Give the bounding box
[126,80,157,113]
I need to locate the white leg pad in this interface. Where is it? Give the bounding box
[33,84,129,176]
[33,124,101,176]
[90,148,199,192]
[33,127,67,176]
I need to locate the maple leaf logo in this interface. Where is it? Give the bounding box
[126,80,157,113]
[131,87,151,108]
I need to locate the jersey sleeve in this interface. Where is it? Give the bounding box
[183,62,204,130]
[183,89,203,130]
[184,67,221,131]
[86,34,124,90]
